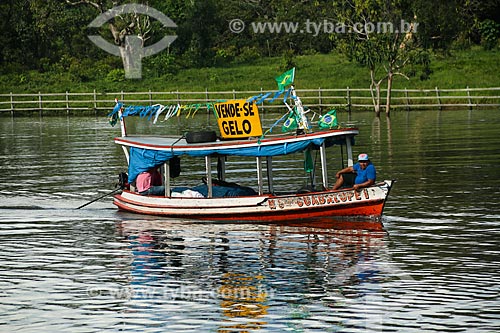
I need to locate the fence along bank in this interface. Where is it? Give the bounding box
[1,87,499,115]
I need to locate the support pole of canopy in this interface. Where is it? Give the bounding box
[340,144,344,169]
[118,108,127,137]
[164,161,170,197]
[346,136,354,166]
[118,108,130,164]
[205,155,212,198]
[319,142,328,189]
[121,146,130,165]
[217,156,226,181]
[266,156,273,194]
[256,156,263,195]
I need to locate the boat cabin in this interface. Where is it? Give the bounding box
[116,130,358,199]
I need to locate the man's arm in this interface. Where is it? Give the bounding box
[335,166,354,178]
[353,179,375,191]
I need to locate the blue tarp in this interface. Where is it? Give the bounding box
[127,137,331,183]
[178,184,257,197]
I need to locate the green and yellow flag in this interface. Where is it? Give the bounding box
[275,67,295,91]
[318,109,338,129]
[281,112,298,132]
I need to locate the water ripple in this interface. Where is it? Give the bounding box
[1,112,499,332]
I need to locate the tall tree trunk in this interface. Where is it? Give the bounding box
[369,69,381,117]
[375,83,381,117]
[386,71,393,116]
[119,35,144,79]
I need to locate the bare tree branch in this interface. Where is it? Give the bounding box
[394,72,410,80]
[109,22,121,44]
[64,0,103,12]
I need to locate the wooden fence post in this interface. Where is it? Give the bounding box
[205,88,210,120]
[405,88,410,112]
[10,92,13,115]
[260,87,264,113]
[318,87,322,111]
[466,86,472,111]
[66,91,69,114]
[346,86,351,113]
[38,91,42,117]
[435,87,442,110]
[93,89,97,114]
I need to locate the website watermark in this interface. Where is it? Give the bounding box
[229,19,418,36]
[87,284,276,301]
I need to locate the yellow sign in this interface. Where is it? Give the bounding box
[214,100,262,139]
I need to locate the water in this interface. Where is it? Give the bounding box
[0,110,499,332]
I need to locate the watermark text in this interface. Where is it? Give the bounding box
[229,19,418,36]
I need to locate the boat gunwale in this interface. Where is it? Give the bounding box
[117,189,269,209]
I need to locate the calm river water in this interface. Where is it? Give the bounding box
[0,109,499,332]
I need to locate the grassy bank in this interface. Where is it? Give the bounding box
[0,47,499,94]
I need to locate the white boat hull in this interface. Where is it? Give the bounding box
[114,180,394,222]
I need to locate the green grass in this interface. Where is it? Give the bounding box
[0,47,499,94]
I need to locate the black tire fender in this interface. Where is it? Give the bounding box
[185,131,217,143]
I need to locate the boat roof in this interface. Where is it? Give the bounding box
[115,128,359,153]
[116,128,358,183]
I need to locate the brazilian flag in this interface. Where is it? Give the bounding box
[275,68,295,91]
[281,113,298,132]
[318,109,338,129]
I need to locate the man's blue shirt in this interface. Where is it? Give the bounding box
[353,162,376,184]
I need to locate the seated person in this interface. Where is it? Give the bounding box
[332,153,376,191]
[136,167,165,196]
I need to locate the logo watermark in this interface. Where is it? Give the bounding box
[85,257,416,329]
[88,4,177,79]
[229,19,418,36]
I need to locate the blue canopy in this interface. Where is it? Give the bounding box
[127,136,343,183]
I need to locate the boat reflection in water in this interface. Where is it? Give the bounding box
[115,217,388,331]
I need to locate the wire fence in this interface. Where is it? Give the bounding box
[1,87,499,115]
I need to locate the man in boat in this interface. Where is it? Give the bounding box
[136,167,165,196]
[332,153,376,191]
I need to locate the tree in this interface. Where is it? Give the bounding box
[0,0,57,72]
[332,0,427,116]
[411,0,462,51]
[63,0,176,78]
[182,0,219,67]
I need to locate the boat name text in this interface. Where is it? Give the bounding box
[268,189,370,210]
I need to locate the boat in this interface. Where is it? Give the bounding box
[110,69,393,222]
